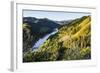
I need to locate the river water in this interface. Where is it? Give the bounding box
[32,29,58,51]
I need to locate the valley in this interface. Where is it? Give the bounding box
[23,16,91,62]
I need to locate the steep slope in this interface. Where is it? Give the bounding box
[59,16,90,42]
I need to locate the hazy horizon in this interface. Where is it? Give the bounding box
[23,10,91,21]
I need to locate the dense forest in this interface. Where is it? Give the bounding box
[23,16,91,62]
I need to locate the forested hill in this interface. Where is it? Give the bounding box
[23,16,91,62]
[23,17,60,34]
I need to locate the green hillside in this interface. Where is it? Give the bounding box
[23,16,91,62]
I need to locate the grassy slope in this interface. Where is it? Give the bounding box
[23,16,91,62]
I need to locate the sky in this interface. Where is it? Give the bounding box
[23,10,91,21]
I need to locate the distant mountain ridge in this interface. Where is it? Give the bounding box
[23,17,72,26]
[55,20,73,25]
[23,17,60,28]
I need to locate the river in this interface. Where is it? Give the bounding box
[32,28,58,51]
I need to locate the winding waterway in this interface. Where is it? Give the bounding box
[32,28,58,51]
